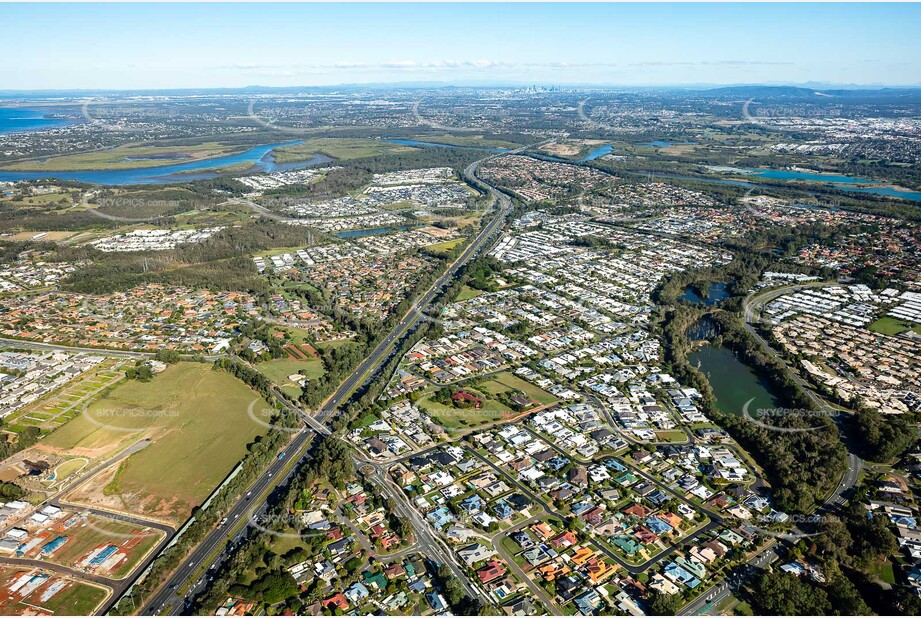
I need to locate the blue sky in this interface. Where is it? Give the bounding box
[2,3,919,90]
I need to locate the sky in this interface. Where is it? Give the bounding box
[2,2,920,90]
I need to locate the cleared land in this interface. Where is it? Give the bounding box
[271,138,418,163]
[257,357,325,398]
[36,514,164,579]
[477,371,558,406]
[45,362,270,523]
[0,567,109,615]
[1,142,246,171]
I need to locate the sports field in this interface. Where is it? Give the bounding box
[47,363,270,522]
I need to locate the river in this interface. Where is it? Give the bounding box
[0,140,333,186]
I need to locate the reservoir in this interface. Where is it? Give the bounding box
[681,282,731,307]
[0,141,332,186]
[690,344,782,417]
[0,107,69,134]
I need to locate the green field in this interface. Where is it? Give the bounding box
[272,138,418,163]
[868,316,921,336]
[455,285,484,302]
[43,581,109,615]
[2,142,247,171]
[418,387,514,430]
[425,238,465,256]
[477,372,558,405]
[49,363,271,522]
[257,357,325,398]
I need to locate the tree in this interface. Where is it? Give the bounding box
[647,592,682,616]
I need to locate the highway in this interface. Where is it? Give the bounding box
[125,151,515,615]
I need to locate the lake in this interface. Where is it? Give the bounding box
[681,281,731,307]
[690,344,782,417]
[0,107,69,134]
[714,166,921,202]
[686,315,720,341]
[0,140,333,186]
[578,144,615,162]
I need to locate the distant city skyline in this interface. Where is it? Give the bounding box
[2,3,920,90]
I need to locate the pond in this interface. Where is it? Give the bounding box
[681,281,731,307]
[689,344,782,417]
[686,315,720,341]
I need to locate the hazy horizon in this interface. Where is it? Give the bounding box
[2,2,920,91]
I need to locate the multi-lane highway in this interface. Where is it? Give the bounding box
[125,152,515,615]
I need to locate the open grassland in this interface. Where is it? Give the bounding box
[272,138,418,163]
[455,285,484,302]
[1,142,246,171]
[257,357,325,398]
[477,371,558,405]
[47,363,269,522]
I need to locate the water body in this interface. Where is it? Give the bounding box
[686,315,720,341]
[713,166,921,202]
[690,344,782,417]
[578,144,615,162]
[681,281,731,307]
[385,138,507,153]
[0,107,69,134]
[0,140,333,186]
[336,225,416,239]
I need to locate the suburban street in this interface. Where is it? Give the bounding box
[127,152,515,615]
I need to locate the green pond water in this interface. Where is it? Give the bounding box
[689,343,782,417]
